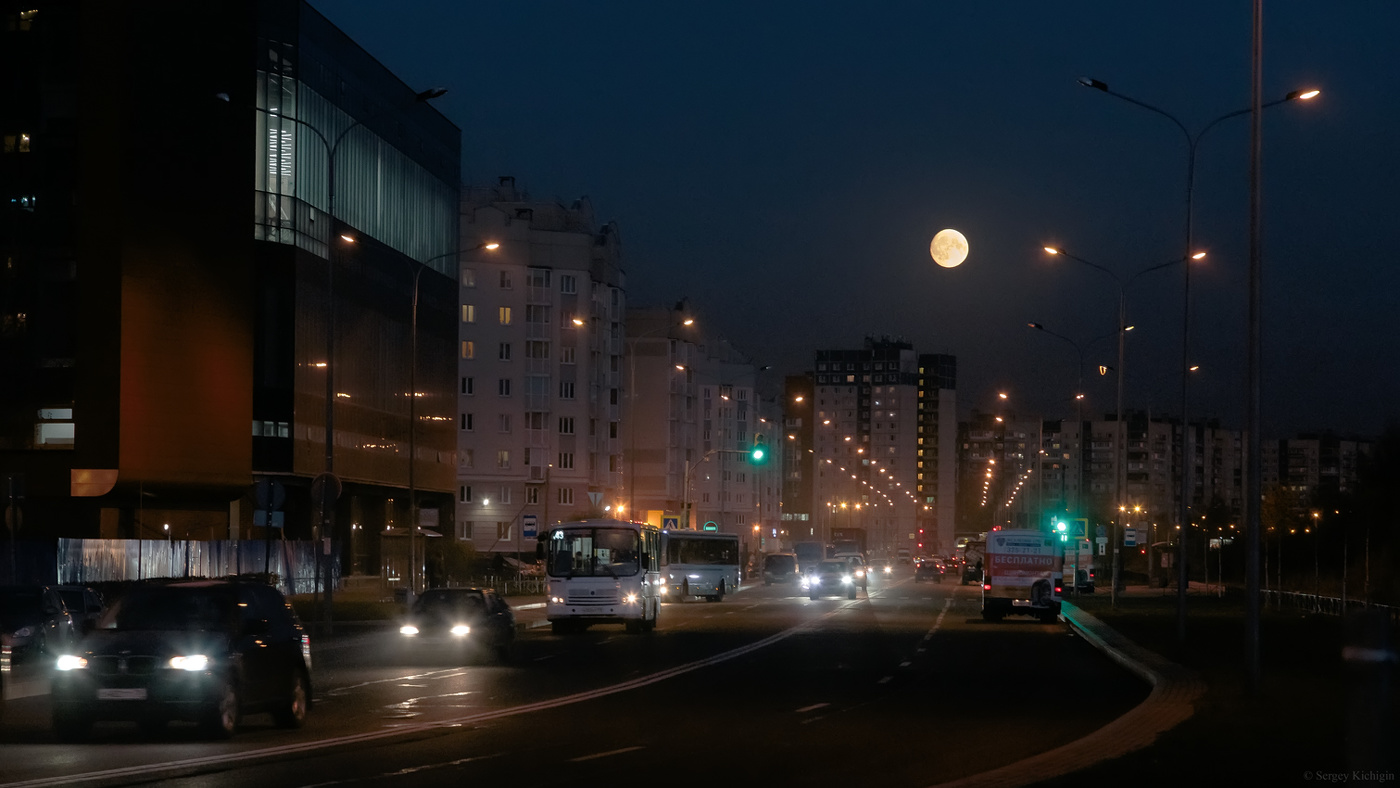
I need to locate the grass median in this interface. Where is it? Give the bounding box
[1034,590,1396,786]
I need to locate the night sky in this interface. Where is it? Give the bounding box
[310,1,1400,438]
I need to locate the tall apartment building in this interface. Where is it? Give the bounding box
[916,354,957,556]
[809,339,937,558]
[782,374,816,542]
[623,308,779,556]
[1,2,459,581]
[456,180,625,556]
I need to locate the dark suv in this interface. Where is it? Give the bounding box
[51,580,311,740]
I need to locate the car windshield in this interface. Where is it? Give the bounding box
[57,590,86,612]
[413,590,486,619]
[546,527,642,577]
[100,587,236,631]
[764,556,795,570]
[817,561,848,573]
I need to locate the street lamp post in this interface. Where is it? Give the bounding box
[396,241,499,600]
[260,86,447,622]
[1043,247,1203,606]
[1078,76,1318,639]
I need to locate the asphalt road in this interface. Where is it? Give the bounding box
[0,572,1148,788]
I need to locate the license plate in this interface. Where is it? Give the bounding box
[97,688,147,701]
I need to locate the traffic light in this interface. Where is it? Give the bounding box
[749,435,769,465]
[1055,520,1068,542]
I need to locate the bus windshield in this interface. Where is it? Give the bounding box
[545,527,642,578]
[664,535,737,565]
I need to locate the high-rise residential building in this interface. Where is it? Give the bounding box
[781,374,816,543]
[916,354,957,556]
[808,339,942,558]
[455,180,625,555]
[0,1,459,582]
[622,307,778,558]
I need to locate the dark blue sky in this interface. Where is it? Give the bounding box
[311,1,1399,438]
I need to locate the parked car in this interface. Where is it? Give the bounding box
[54,585,106,633]
[0,585,78,663]
[761,553,801,585]
[51,580,311,740]
[398,587,515,663]
[802,560,859,600]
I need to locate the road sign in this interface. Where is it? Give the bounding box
[523,514,538,539]
[254,510,285,529]
[1123,529,1138,547]
[588,491,603,507]
[255,479,286,511]
[703,521,718,532]
[1095,525,1107,539]
[663,517,679,530]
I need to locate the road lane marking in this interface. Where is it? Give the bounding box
[3,605,853,788]
[794,703,829,713]
[569,746,646,762]
[878,676,892,684]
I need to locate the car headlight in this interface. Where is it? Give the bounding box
[450,625,470,636]
[883,566,892,574]
[659,586,668,595]
[808,576,820,586]
[56,655,88,671]
[841,575,852,585]
[400,625,420,636]
[169,655,209,671]
[855,570,865,578]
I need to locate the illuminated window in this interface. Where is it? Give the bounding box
[462,305,475,323]
[461,341,474,359]
[499,307,512,325]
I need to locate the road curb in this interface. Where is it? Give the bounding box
[928,601,1205,788]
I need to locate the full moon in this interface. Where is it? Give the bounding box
[930,228,969,268]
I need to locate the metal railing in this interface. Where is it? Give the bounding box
[1260,589,1400,627]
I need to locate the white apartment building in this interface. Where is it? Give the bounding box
[456,179,626,555]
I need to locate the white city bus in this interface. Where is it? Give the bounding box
[661,529,741,602]
[541,519,661,634]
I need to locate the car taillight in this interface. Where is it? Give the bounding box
[1055,585,1063,594]
[982,584,991,591]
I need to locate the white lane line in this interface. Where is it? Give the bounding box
[4,606,851,788]
[899,661,911,668]
[569,746,646,762]
[298,752,506,787]
[878,676,893,684]
[794,703,829,713]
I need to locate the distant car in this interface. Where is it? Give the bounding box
[0,585,78,663]
[761,553,801,586]
[51,580,311,740]
[896,548,912,565]
[803,560,859,600]
[54,585,106,633]
[914,560,944,583]
[398,587,515,663]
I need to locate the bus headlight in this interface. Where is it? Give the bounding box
[399,625,419,636]
[451,625,470,636]
[624,593,639,605]
[659,586,668,595]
